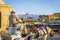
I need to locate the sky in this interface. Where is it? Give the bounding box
[4,0,60,15]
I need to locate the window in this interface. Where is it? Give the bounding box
[0,12,1,28]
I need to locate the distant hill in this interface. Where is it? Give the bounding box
[18,14,39,19]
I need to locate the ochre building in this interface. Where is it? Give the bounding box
[48,13,60,22]
[0,0,12,33]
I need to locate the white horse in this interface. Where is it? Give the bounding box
[26,26,54,40]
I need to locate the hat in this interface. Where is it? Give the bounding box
[11,11,15,13]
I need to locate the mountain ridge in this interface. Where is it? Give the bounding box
[18,14,39,19]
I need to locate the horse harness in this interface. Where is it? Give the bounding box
[39,27,48,36]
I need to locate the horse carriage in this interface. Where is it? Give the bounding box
[1,24,54,40]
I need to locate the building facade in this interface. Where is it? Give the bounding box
[48,13,60,22]
[0,1,12,33]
